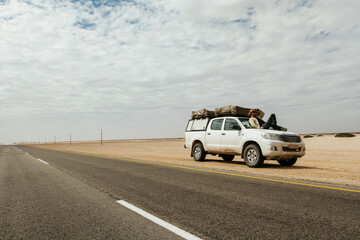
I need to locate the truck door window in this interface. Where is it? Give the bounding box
[238,118,255,129]
[210,119,223,130]
[224,119,240,130]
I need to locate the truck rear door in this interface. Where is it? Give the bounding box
[205,118,224,153]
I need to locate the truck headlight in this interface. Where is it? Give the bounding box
[261,133,282,141]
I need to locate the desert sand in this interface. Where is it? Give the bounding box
[30,134,360,187]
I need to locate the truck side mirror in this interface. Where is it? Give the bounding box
[232,125,241,130]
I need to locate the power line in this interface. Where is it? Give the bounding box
[261,95,360,108]
[281,96,360,107]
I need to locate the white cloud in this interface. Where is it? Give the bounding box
[0,0,359,143]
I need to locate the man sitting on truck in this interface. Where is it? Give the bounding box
[249,109,287,131]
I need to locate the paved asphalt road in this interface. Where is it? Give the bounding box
[1,145,359,239]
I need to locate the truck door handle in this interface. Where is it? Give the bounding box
[207,133,211,135]
[222,133,226,135]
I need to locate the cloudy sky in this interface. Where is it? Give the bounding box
[1,0,359,144]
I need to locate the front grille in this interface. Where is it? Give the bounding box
[282,147,301,152]
[280,135,301,142]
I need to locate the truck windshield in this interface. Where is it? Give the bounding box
[238,118,257,129]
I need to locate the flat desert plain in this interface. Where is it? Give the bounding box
[31,134,360,186]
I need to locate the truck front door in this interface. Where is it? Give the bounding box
[221,118,241,154]
[206,118,224,153]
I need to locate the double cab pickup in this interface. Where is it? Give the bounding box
[185,117,305,167]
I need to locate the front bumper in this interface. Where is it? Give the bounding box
[261,141,305,160]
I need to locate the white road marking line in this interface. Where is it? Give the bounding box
[117,200,201,240]
[37,158,49,165]
[25,152,29,155]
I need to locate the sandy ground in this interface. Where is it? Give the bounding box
[29,134,360,187]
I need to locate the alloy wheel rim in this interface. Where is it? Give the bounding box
[194,147,201,159]
[247,149,257,163]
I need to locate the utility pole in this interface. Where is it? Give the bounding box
[70,133,72,144]
[101,129,103,145]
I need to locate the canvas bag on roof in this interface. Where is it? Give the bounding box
[191,109,216,119]
[215,105,264,119]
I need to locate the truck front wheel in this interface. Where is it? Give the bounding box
[277,158,297,166]
[193,143,206,161]
[244,144,264,167]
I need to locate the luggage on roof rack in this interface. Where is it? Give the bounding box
[191,109,216,119]
[191,106,264,119]
[214,105,265,119]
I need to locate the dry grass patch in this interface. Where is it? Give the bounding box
[303,135,314,138]
[335,133,356,138]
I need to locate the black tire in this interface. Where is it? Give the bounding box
[244,144,264,167]
[277,158,297,166]
[192,143,206,161]
[222,155,235,161]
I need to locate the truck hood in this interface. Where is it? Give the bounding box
[247,129,299,136]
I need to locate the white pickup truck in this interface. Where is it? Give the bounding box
[184,116,305,167]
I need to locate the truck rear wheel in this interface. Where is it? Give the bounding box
[277,158,297,166]
[221,155,235,161]
[193,143,206,161]
[244,144,264,167]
